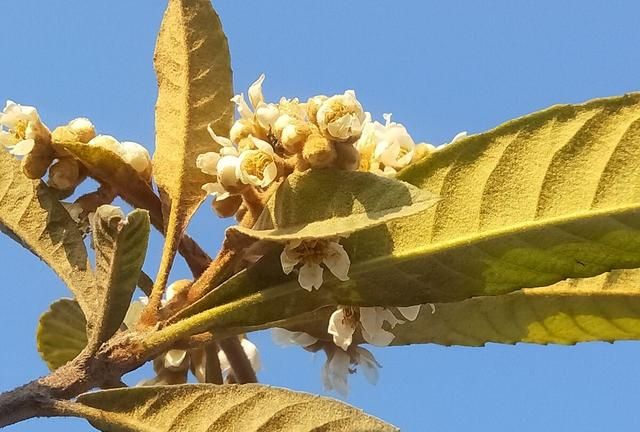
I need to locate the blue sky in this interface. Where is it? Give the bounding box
[1,1,640,431]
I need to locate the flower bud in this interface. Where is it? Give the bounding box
[229,119,256,144]
[316,90,365,142]
[21,152,54,179]
[412,143,436,162]
[302,133,337,168]
[48,157,84,190]
[306,95,327,125]
[120,141,152,180]
[280,119,311,154]
[67,117,96,143]
[89,134,122,154]
[217,155,242,190]
[212,193,243,218]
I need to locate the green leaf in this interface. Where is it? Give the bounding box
[151,0,233,294]
[170,93,640,337]
[234,169,439,241]
[55,139,163,229]
[0,150,95,315]
[76,384,397,432]
[37,299,87,371]
[389,269,640,346]
[90,206,150,346]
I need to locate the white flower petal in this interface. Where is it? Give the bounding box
[359,307,396,347]
[397,305,421,321]
[322,242,350,281]
[450,131,468,144]
[120,141,151,175]
[355,347,380,385]
[163,349,187,370]
[231,93,253,119]
[248,73,266,109]
[196,152,221,176]
[272,328,318,347]
[260,161,277,187]
[207,123,234,148]
[9,139,35,156]
[322,349,350,396]
[328,308,355,351]
[298,262,323,291]
[240,338,261,373]
[280,245,300,275]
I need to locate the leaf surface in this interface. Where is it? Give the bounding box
[36,299,87,370]
[234,169,439,241]
[76,384,396,432]
[173,93,640,336]
[90,206,150,346]
[0,150,95,314]
[151,0,233,294]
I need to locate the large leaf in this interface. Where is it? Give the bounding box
[36,299,87,371]
[89,206,150,346]
[76,384,396,431]
[390,269,640,346]
[234,169,439,241]
[0,150,95,315]
[151,0,233,296]
[170,93,640,336]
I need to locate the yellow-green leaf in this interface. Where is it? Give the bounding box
[0,150,95,315]
[89,206,150,346]
[151,0,233,297]
[76,384,396,432]
[36,299,87,371]
[390,269,640,346]
[170,93,640,337]
[234,169,439,241]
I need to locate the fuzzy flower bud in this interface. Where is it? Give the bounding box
[335,142,361,171]
[316,90,365,142]
[120,141,152,180]
[306,95,327,125]
[229,118,256,144]
[212,194,243,218]
[302,132,337,168]
[48,157,84,191]
[89,135,122,154]
[67,117,96,143]
[280,118,311,154]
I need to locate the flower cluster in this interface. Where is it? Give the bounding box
[197,74,462,219]
[1,100,152,224]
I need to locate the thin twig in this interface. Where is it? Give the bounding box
[218,338,257,384]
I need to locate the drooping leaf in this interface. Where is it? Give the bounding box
[171,93,640,336]
[389,269,640,346]
[151,0,233,296]
[0,150,95,315]
[36,299,87,371]
[89,206,150,346]
[76,384,397,432]
[234,169,439,241]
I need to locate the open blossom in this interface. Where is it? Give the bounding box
[236,135,277,188]
[328,305,422,350]
[323,345,380,396]
[234,74,280,133]
[0,100,50,156]
[280,238,350,291]
[316,90,366,142]
[357,113,416,176]
[272,328,379,396]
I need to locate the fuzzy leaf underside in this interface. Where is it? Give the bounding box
[76,384,397,432]
[234,169,439,241]
[152,0,234,291]
[36,299,87,371]
[90,206,150,346]
[0,151,95,315]
[171,94,640,336]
